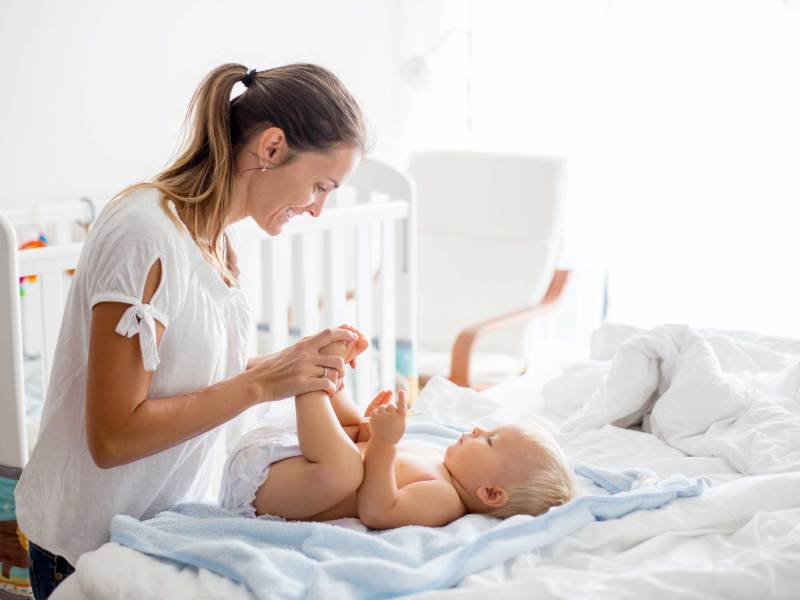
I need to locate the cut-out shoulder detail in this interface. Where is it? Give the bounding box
[113,257,165,371]
[142,257,163,305]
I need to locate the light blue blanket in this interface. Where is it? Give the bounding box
[110,423,710,600]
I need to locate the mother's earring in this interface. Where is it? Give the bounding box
[261,163,267,172]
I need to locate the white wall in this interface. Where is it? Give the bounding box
[413,0,800,341]
[0,0,422,209]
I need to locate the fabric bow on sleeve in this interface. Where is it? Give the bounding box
[115,302,165,371]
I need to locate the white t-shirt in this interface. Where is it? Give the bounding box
[15,187,252,565]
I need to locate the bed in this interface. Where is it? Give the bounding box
[45,320,800,599]
[0,158,417,599]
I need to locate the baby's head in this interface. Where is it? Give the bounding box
[444,421,574,518]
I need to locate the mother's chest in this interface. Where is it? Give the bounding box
[150,289,251,394]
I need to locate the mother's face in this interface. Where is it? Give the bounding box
[237,127,361,236]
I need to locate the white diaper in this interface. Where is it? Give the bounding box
[218,425,303,519]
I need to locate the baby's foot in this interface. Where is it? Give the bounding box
[339,324,369,363]
[320,324,369,364]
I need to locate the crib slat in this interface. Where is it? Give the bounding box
[354,223,372,406]
[3,201,94,229]
[21,280,42,356]
[380,221,396,392]
[238,238,262,359]
[263,237,290,352]
[53,221,72,244]
[395,193,419,403]
[322,228,347,327]
[40,272,64,396]
[294,233,321,337]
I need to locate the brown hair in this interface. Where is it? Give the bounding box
[108,62,369,284]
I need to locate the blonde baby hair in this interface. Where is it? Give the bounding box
[488,422,575,519]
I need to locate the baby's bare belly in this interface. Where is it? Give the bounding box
[307,442,447,522]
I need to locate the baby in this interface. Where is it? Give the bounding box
[220,327,575,529]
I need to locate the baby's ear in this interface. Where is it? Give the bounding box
[476,485,509,509]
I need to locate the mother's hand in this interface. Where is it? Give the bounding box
[244,327,359,402]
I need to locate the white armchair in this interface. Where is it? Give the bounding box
[409,150,568,390]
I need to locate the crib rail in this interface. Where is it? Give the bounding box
[237,201,409,237]
[0,160,417,469]
[0,219,83,469]
[0,214,27,470]
[18,243,83,394]
[235,200,411,407]
[2,198,95,229]
[17,242,84,276]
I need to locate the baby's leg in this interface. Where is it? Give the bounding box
[328,325,371,433]
[308,325,371,442]
[254,340,364,520]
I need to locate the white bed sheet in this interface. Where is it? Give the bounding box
[50,345,800,599]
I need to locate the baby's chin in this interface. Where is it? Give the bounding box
[443,442,457,463]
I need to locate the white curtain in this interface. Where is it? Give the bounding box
[408,0,800,340]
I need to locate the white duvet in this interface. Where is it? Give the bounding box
[555,323,800,475]
[53,323,800,600]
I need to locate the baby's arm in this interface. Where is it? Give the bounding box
[361,479,464,529]
[332,389,392,444]
[357,392,464,529]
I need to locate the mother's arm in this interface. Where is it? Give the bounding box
[85,262,356,469]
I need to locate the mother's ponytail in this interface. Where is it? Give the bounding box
[158,64,245,263]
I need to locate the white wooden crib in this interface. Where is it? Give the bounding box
[0,158,418,472]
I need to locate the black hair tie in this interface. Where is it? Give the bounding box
[242,68,257,88]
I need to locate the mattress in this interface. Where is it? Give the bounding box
[48,324,800,599]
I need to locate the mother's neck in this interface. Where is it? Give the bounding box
[225,173,249,229]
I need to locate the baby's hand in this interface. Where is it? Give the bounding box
[357,390,393,442]
[364,389,393,418]
[368,390,406,445]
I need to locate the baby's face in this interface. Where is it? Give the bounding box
[444,424,538,492]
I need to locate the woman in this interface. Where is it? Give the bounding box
[15,62,368,599]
